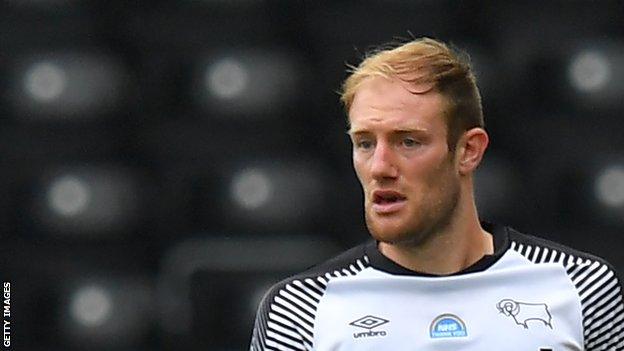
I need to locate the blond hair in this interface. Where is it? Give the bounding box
[340,37,484,150]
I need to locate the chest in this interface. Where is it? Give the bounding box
[312,265,584,351]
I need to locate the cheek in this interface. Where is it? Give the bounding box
[403,163,431,188]
[405,156,453,191]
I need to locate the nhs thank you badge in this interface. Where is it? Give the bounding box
[430,313,468,338]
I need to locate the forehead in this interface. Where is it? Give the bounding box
[347,77,448,134]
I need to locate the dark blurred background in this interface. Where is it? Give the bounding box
[1,0,624,350]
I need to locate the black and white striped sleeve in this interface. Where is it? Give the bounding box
[570,260,624,350]
[249,277,327,351]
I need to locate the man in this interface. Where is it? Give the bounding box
[249,38,624,350]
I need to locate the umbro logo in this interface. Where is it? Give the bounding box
[350,315,389,329]
[349,315,389,338]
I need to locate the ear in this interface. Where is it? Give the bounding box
[456,128,489,176]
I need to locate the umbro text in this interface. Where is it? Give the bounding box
[353,330,387,338]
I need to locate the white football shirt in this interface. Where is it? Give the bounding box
[250,223,624,350]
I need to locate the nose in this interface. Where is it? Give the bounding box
[370,141,398,180]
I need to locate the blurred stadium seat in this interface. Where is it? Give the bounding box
[7,51,129,120]
[158,236,340,349]
[30,165,142,238]
[192,49,302,116]
[60,277,153,349]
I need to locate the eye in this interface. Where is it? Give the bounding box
[356,140,373,150]
[402,138,420,148]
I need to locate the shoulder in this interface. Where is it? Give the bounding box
[262,241,371,304]
[506,226,620,275]
[506,226,622,288]
[294,241,371,279]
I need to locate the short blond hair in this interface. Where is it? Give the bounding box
[340,37,484,150]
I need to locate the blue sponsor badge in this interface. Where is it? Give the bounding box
[430,314,468,338]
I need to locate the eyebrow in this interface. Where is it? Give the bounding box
[346,127,429,136]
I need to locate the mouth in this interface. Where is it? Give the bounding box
[371,190,407,214]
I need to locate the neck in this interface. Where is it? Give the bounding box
[378,189,493,276]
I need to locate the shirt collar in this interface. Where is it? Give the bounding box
[364,221,510,277]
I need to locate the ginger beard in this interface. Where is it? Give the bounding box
[363,150,462,247]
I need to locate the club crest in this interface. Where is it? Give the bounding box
[496,299,553,329]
